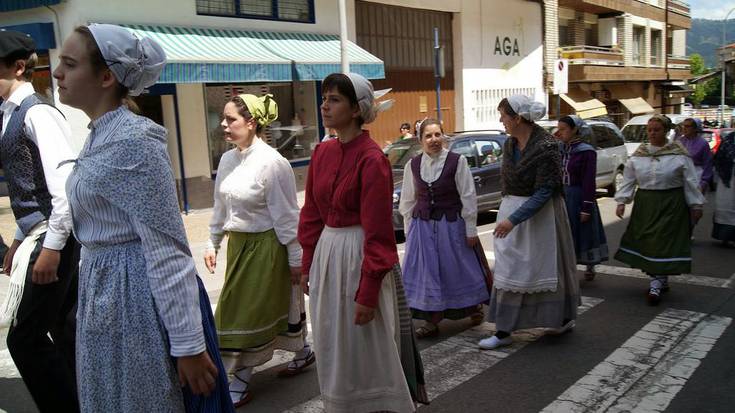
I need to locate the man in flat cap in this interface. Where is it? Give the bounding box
[0,30,79,412]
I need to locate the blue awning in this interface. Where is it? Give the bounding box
[121,24,385,83]
[0,0,61,12]
[0,22,56,49]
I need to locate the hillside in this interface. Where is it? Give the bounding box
[687,18,735,68]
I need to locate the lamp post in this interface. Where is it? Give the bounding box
[338,0,349,74]
[721,7,735,126]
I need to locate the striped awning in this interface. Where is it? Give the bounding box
[121,25,385,83]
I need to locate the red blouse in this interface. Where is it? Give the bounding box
[298,130,398,308]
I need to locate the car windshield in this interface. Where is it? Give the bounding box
[385,140,423,169]
[622,125,648,143]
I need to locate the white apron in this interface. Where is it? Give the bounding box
[493,195,559,293]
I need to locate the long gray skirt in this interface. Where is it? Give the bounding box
[488,196,581,332]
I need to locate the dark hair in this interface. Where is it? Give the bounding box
[1,51,37,81]
[322,73,363,126]
[73,26,137,112]
[229,95,263,134]
[400,122,411,131]
[498,98,532,125]
[558,116,576,130]
[418,118,443,139]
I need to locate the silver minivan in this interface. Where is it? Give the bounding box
[538,119,629,196]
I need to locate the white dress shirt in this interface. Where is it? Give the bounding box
[208,137,302,267]
[615,144,705,208]
[1,83,75,250]
[398,148,478,236]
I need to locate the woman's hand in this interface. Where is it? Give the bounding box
[354,303,376,325]
[690,208,703,225]
[177,352,218,396]
[289,266,301,285]
[203,250,217,274]
[300,274,309,296]
[493,219,514,239]
[616,204,626,219]
[466,236,480,248]
[580,213,591,223]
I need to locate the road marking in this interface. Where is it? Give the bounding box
[541,309,731,413]
[283,296,604,413]
[583,264,735,289]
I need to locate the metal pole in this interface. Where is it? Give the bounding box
[338,0,349,74]
[434,27,442,122]
[722,8,735,126]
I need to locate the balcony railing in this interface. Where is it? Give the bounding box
[668,0,690,16]
[559,46,624,66]
[667,54,691,70]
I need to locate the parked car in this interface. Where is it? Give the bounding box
[537,119,628,196]
[385,131,508,232]
[701,128,733,154]
[620,114,690,156]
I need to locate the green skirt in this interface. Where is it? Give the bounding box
[615,188,692,275]
[215,229,304,370]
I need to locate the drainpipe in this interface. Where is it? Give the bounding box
[172,93,189,214]
[338,0,349,73]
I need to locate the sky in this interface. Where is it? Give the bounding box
[690,0,735,19]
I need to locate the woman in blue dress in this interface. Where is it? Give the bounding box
[52,24,232,412]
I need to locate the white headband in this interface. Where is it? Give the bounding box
[88,24,166,96]
[345,72,393,124]
[507,94,546,122]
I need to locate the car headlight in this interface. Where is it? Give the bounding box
[392,192,400,204]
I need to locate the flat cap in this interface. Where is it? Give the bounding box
[0,30,35,59]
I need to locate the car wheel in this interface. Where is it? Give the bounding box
[608,169,624,197]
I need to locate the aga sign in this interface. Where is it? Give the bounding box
[494,36,521,56]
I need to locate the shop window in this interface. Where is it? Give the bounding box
[205,82,320,174]
[196,0,314,23]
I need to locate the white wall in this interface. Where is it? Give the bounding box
[175,84,211,178]
[454,0,545,130]
[672,29,686,56]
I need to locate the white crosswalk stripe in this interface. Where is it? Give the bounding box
[542,309,732,413]
[283,296,605,413]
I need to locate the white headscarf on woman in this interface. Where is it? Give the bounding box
[88,23,166,96]
[507,94,546,122]
[345,72,393,124]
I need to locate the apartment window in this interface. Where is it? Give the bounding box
[559,25,571,47]
[651,29,662,66]
[632,26,644,65]
[196,0,314,23]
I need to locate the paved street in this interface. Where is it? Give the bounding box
[1,192,734,412]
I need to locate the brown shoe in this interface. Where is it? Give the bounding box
[277,350,315,377]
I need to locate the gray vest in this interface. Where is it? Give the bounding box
[0,94,56,236]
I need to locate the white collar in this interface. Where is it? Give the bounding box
[1,83,35,112]
[422,148,448,162]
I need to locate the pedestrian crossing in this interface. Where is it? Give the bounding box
[1,276,732,412]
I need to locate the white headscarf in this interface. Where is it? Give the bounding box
[88,24,166,96]
[507,94,546,122]
[345,72,393,124]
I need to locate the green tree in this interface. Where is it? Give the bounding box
[690,53,707,75]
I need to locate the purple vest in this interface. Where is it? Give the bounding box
[410,151,463,221]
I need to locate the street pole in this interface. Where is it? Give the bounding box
[721,8,735,126]
[434,27,442,122]
[338,0,349,73]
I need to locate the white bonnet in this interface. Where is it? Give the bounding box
[345,72,392,124]
[88,24,166,96]
[506,94,546,122]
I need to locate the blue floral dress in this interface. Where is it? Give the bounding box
[67,106,232,412]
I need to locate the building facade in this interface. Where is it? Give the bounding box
[544,0,692,126]
[1,0,547,209]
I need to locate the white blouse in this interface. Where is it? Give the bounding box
[614,145,705,207]
[207,137,302,267]
[398,148,478,236]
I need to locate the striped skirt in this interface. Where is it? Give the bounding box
[215,230,306,372]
